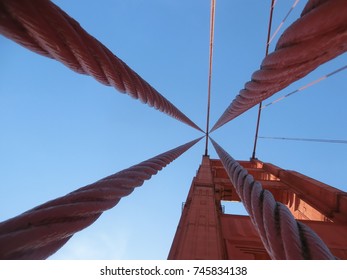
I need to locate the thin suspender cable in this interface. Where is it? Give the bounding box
[259,136,347,144]
[261,65,347,109]
[251,0,276,159]
[205,0,216,156]
[268,0,300,45]
[210,0,347,132]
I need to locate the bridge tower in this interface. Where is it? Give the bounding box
[168,156,347,259]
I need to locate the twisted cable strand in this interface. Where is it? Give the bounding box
[210,138,335,259]
[0,0,202,132]
[0,137,202,260]
[211,0,347,132]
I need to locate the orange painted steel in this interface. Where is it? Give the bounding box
[211,138,336,259]
[0,0,202,132]
[1,0,346,261]
[211,0,347,132]
[168,156,225,259]
[0,137,202,260]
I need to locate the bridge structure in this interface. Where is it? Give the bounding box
[0,0,346,259]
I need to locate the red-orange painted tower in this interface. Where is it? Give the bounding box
[168,156,347,260]
[1,0,346,260]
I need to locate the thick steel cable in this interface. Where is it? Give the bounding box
[204,0,216,156]
[0,137,202,260]
[259,136,347,144]
[261,64,347,109]
[210,138,336,259]
[0,0,203,132]
[211,0,347,132]
[251,0,276,160]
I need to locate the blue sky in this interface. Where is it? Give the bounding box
[1,0,346,259]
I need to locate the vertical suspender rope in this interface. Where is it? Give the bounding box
[205,0,216,156]
[210,0,347,132]
[251,0,276,159]
[268,0,300,45]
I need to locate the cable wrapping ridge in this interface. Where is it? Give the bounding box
[0,137,202,260]
[211,0,347,131]
[0,0,202,132]
[211,138,336,259]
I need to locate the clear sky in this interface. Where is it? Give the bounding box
[1,0,346,259]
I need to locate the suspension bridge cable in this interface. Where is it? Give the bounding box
[261,65,347,109]
[268,0,300,45]
[205,0,216,156]
[251,0,276,159]
[259,136,347,144]
[210,0,347,132]
[0,137,203,260]
[211,138,335,259]
[0,0,203,132]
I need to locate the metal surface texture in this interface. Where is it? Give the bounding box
[211,0,347,132]
[0,138,202,260]
[0,0,202,132]
[211,138,336,259]
[1,0,345,261]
